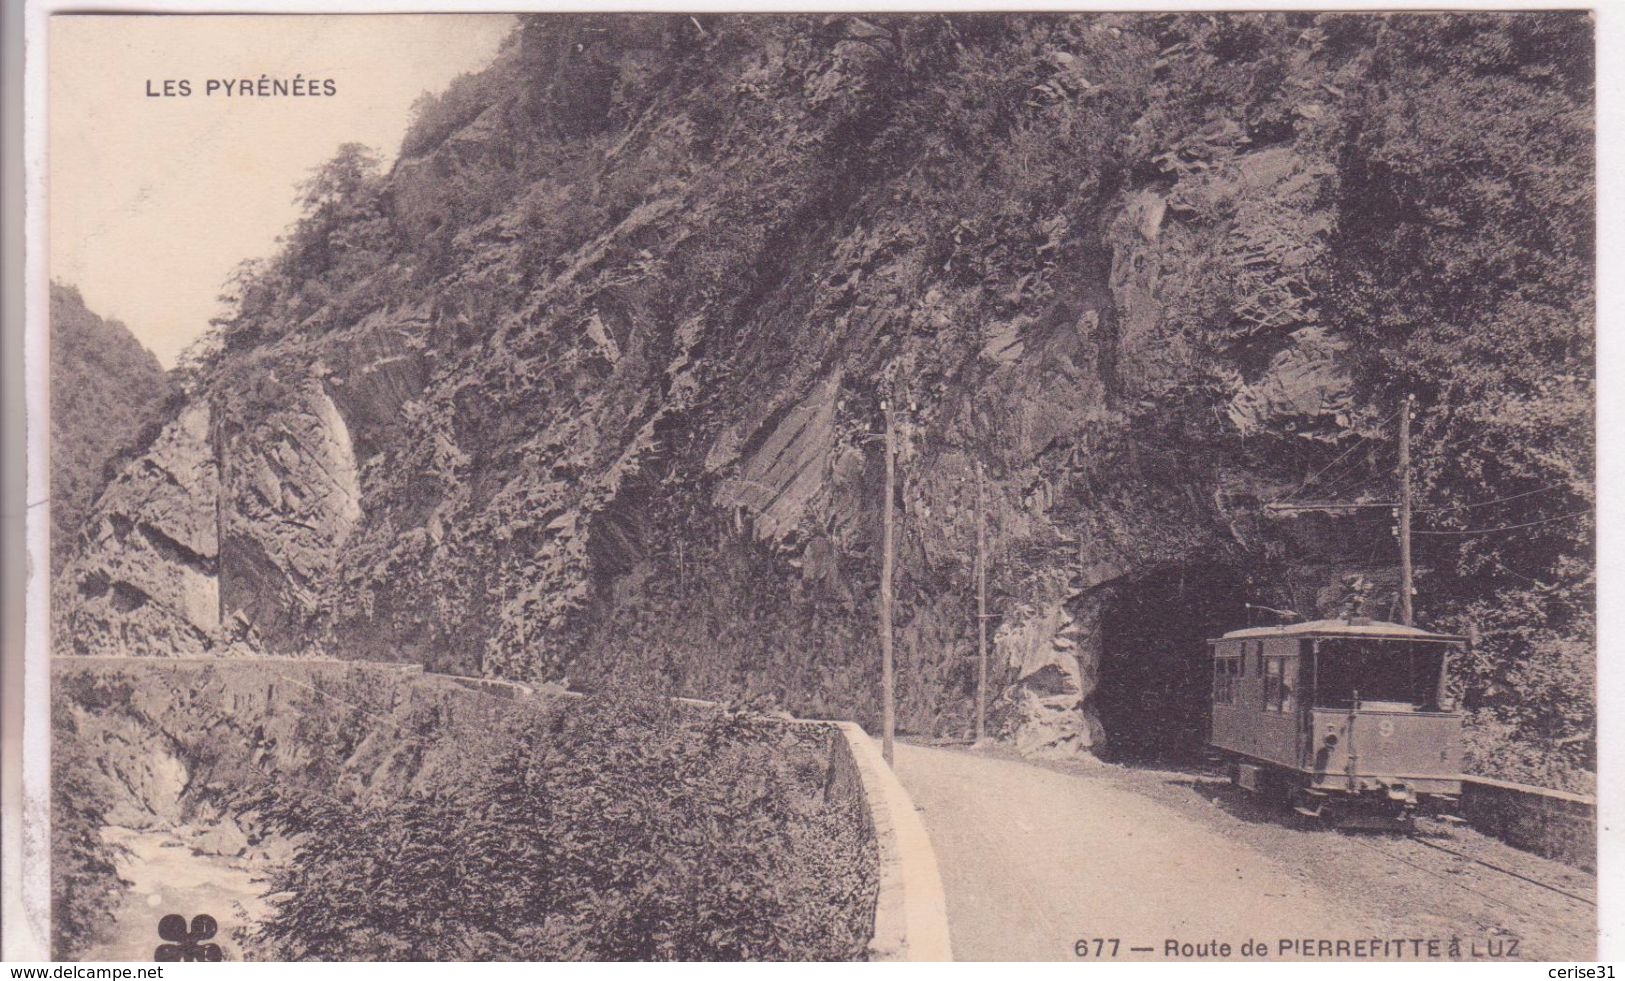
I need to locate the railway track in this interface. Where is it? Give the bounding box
[1342,829,1595,913]
[1195,759,1597,917]
[940,750,1596,959]
[1408,836,1596,907]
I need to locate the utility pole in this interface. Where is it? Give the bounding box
[974,460,988,743]
[1398,394,1415,627]
[1263,396,1417,626]
[880,402,897,766]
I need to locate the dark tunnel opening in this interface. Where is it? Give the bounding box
[1093,564,1253,764]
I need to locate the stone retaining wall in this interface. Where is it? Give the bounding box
[1460,776,1596,871]
[514,690,954,961]
[822,723,952,961]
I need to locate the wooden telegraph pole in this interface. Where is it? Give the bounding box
[1264,395,1418,625]
[1398,394,1415,626]
[974,460,988,743]
[880,402,897,766]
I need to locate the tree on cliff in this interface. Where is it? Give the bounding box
[49,283,167,574]
[211,143,393,353]
[1322,13,1595,787]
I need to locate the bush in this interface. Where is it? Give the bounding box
[1462,709,1595,797]
[50,697,129,959]
[241,695,875,961]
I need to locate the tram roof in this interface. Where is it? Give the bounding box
[1210,618,1465,644]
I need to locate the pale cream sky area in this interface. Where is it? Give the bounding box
[49,14,517,367]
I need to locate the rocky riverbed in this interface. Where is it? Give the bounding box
[83,825,276,962]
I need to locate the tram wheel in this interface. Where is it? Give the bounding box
[1317,801,1341,829]
[1289,791,1333,828]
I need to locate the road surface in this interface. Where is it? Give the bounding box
[892,742,1368,961]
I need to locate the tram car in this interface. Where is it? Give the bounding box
[1207,617,1466,828]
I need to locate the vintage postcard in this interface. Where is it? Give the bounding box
[17,5,1601,964]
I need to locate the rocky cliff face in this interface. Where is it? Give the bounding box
[52,659,541,829]
[56,13,1594,764]
[49,284,168,575]
[60,404,218,658]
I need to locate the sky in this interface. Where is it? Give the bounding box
[50,14,516,367]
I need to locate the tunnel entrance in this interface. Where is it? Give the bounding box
[1094,564,1251,764]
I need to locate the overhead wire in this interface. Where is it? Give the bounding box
[1486,557,1551,588]
[1264,409,1588,543]
[1415,483,1572,514]
[1277,429,1577,529]
[1289,437,1397,509]
[1271,406,1403,505]
[1297,452,1373,501]
[1413,510,1591,537]
[1310,449,1391,505]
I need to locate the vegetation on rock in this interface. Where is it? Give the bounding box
[63,13,1594,789]
[50,693,130,959]
[49,284,167,574]
[242,698,874,961]
[51,663,876,961]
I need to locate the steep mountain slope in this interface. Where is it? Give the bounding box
[56,14,1594,784]
[49,284,168,574]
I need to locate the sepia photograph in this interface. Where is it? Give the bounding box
[17,4,1602,964]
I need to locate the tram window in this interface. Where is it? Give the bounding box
[1212,657,1240,704]
[1313,640,1443,709]
[1263,656,1296,713]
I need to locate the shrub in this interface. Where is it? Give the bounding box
[50,697,129,959]
[241,695,875,961]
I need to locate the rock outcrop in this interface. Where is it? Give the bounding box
[48,284,168,574]
[53,13,1594,764]
[219,379,364,653]
[59,404,218,657]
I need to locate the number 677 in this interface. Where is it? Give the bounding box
[1074,938,1120,958]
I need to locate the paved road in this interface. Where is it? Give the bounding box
[893,742,1369,961]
